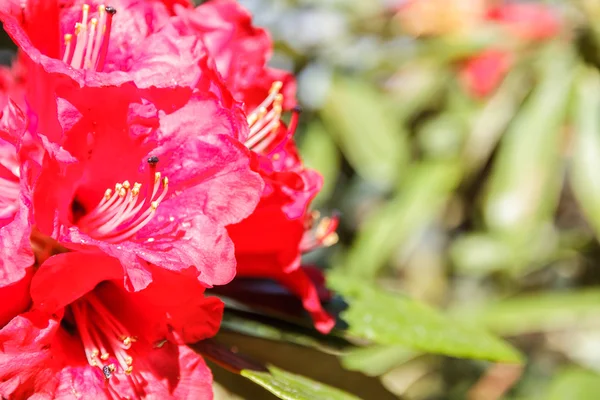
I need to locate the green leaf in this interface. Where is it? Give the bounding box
[570,67,600,239]
[328,274,523,364]
[298,121,341,207]
[241,366,362,400]
[462,68,529,177]
[220,312,347,355]
[458,289,600,336]
[483,45,574,236]
[344,161,462,277]
[195,340,362,400]
[547,368,600,400]
[341,345,418,377]
[321,76,409,189]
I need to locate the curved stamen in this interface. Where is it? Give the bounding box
[300,213,340,252]
[245,81,285,152]
[69,291,145,396]
[61,4,116,72]
[77,159,168,243]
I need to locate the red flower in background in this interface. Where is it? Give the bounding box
[460,2,562,97]
[173,0,338,333]
[0,252,221,399]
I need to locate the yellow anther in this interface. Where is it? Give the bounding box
[115,183,122,191]
[91,349,99,358]
[269,81,283,94]
[118,187,127,198]
[274,94,284,105]
[258,107,268,118]
[316,217,331,238]
[323,232,339,247]
[150,201,159,210]
[123,337,131,346]
[125,366,133,374]
[122,180,131,190]
[125,356,133,365]
[74,23,82,35]
[82,4,90,12]
[64,33,73,43]
[90,17,98,27]
[100,353,110,361]
[104,189,112,200]
[154,172,161,184]
[162,177,168,187]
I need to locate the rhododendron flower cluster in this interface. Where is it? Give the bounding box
[0,0,336,398]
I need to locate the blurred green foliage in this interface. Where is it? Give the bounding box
[229,0,600,398]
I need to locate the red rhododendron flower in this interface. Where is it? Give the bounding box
[0,99,35,327]
[460,49,513,99]
[172,0,337,333]
[0,1,263,289]
[0,252,222,399]
[460,2,561,97]
[487,3,561,41]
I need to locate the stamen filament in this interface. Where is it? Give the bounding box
[77,160,168,243]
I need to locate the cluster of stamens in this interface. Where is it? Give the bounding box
[300,211,340,252]
[245,81,286,153]
[77,157,168,243]
[62,4,116,71]
[71,292,137,380]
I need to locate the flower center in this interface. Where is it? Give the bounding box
[70,291,149,398]
[71,291,136,376]
[300,211,339,252]
[76,157,168,243]
[62,4,116,71]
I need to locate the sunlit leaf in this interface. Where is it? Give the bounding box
[322,76,409,189]
[483,45,574,236]
[345,161,462,277]
[341,345,418,377]
[196,340,361,400]
[458,289,600,336]
[547,368,600,400]
[328,274,523,363]
[241,366,362,400]
[299,121,341,207]
[571,67,600,239]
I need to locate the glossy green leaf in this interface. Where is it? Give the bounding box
[571,67,600,239]
[322,76,409,189]
[345,161,462,277]
[341,345,418,377]
[328,274,523,364]
[483,45,574,236]
[547,368,600,400]
[241,366,362,400]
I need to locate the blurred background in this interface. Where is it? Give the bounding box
[225,0,600,398]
